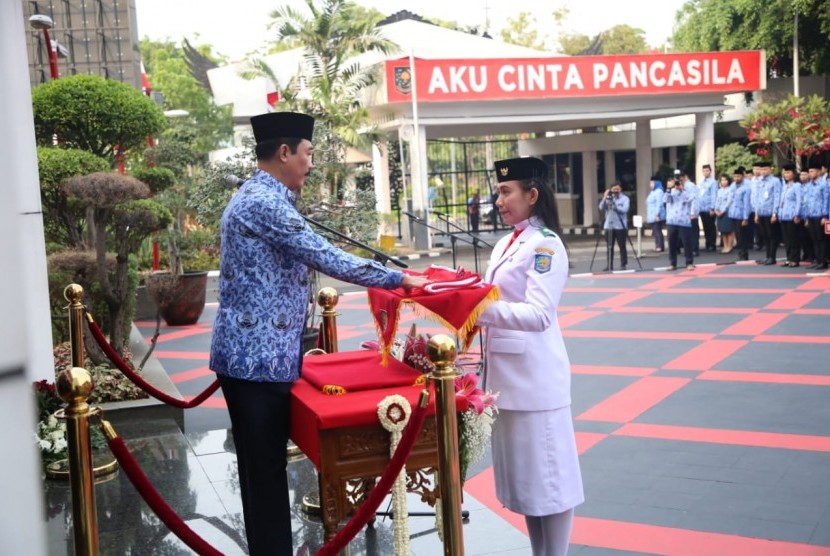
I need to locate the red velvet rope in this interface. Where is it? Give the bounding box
[106,433,223,556]
[87,317,220,409]
[316,397,430,556]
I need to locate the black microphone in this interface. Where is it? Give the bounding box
[402,210,421,221]
[225,175,245,187]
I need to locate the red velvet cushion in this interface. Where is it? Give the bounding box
[301,350,425,393]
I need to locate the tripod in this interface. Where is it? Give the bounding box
[590,195,643,272]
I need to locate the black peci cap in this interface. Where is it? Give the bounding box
[808,161,822,171]
[733,166,746,174]
[781,162,796,172]
[494,157,548,183]
[756,161,771,168]
[250,112,314,143]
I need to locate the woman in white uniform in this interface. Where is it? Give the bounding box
[477,157,584,556]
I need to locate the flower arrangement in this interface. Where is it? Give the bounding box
[33,377,108,471]
[362,325,498,483]
[454,372,498,483]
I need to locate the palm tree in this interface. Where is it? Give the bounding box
[245,0,397,190]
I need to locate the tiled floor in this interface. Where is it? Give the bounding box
[44,263,830,555]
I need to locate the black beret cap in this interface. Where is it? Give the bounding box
[494,157,548,183]
[250,111,314,143]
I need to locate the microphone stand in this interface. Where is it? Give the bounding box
[301,215,409,269]
[432,212,494,274]
[405,212,482,270]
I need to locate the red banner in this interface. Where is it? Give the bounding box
[385,51,764,103]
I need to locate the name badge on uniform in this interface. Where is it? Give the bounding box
[764,190,769,200]
[534,253,552,273]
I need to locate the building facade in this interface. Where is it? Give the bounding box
[22,0,141,89]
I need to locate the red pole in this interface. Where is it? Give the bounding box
[42,28,59,80]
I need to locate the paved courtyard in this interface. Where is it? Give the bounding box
[44,260,830,555]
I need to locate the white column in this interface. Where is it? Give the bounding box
[603,150,615,189]
[408,125,431,249]
[582,151,597,227]
[635,118,653,218]
[372,142,391,214]
[0,1,48,553]
[695,112,715,183]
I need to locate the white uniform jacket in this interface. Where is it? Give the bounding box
[478,221,571,411]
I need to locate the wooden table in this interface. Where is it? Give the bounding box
[290,377,441,540]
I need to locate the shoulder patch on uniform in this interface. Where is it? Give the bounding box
[538,227,556,238]
[535,247,555,255]
[534,253,552,273]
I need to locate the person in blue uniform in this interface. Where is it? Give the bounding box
[698,164,719,252]
[598,181,630,271]
[677,170,701,256]
[798,169,816,265]
[645,177,666,252]
[778,163,803,267]
[728,167,753,261]
[478,156,583,556]
[209,111,428,555]
[751,161,782,265]
[803,162,829,269]
[713,174,734,253]
[664,174,697,270]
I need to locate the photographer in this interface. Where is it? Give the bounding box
[598,182,630,271]
[664,175,697,270]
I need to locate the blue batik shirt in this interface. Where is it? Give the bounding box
[802,180,829,219]
[777,181,802,221]
[683,180,700,215]
[698,177,718,212]
[728,182,751,220]
[599,193,630,230]
[645,185,666,224]
[664,188,695,227]
[714,186,733,214]
[751,175,782,217]
[209,170,403,383]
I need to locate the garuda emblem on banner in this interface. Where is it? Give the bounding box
[394,66,412,95]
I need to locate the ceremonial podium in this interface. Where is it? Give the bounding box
[289,351,443,540]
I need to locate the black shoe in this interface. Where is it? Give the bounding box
[601,266,609,272]
[738,254,749,261]
[620,265,627,271]
[763,259,775,266]
[816,264,829,270]
[756,259,766,264]
[808,262,818,269]
[693,251,700,257]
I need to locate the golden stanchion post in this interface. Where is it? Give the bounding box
[427,335,465,555]
[65,283,87,368]
[317,287,339,354]
[56,366,100,556]
[298,287,340,513]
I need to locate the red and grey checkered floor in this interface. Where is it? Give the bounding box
[124,264,830,555]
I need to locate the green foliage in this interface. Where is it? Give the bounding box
[741,94,830,165]
[132,167,177,194]
[716,143,757,175]
[177,229,220,271]
[500,12,547,51]
[672,0,830,76]
[146,124,200,179]
[32,74,166,163]
[560,24,649,55]
[188,142,256,235]
[139,38,233,153]
[36,147,109,250]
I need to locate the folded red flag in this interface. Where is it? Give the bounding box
[367,265,499,363]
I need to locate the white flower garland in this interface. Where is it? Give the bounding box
[377,395,412,556]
